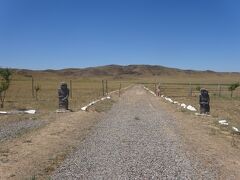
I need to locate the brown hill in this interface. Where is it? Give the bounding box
[8,64,240,78]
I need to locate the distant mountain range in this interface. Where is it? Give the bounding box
[9,64,240,77]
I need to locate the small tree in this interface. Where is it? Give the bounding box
[34,84,41,100]
[0,69,12,108]
[228,83,240,98]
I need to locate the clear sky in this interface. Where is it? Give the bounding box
[0,0,240,72]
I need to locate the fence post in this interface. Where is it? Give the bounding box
[188,83,192,97]
[238,84,239,97]
[31,77,34,98]
[218,84,221,97]
[105,80,108,95]
[119,83,121,97]
[70,80,72,99]
[102,80,105,96]
[154,83,157,95]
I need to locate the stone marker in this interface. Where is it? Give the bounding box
[199,88,210,114]
[58,82,69,110]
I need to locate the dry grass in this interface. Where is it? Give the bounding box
[1,69,240,179]
[2,71,240,129]
[3,73,133,111]
[143,74,240,130]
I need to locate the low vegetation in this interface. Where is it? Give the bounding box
[228,82,240,98]
[1,65,240,128]
[0,65,240,179]
[0,68,12,108]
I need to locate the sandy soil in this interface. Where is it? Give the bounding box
[152,93,240,179]
[0,110,101,179]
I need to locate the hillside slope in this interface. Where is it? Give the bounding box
[11,64,240,78]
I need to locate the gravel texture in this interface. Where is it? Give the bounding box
[52,85,219,179]
[0,118,44,142]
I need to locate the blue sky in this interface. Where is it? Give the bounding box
[0,0,240,71]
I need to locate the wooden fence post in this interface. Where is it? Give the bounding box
[102,80,105,96]
[189,83,192,97]
[218,84,221,97]
[70,80,72,99]
[154,83,157,94]
[119,83,121,97]
[105,80,108,95]
[31,77,34,98]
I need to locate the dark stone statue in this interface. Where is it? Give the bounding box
[58,82,69,110]
[199,88,210,114]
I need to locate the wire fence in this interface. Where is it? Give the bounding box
[142,82,240,98]
[3,79,240,111]
[4,78,129,110]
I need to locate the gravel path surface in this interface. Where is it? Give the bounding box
[52,85,219,179]
[0,119,45,142]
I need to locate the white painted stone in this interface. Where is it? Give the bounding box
[187,105,197,112]
[232,127,240,132]
[218,120,229,126]
[181,103,187,108]
[24,110,36,114]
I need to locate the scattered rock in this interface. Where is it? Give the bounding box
[187,105,197,112]
[181,104,187,109]
[232,127,240,134]
[218,120,229,126]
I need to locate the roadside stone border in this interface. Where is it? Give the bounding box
[144,86,197,112]
[0,110,36,115]
[143,86,240,134]
[81,85,133,111]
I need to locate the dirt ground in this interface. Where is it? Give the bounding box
[0,86,240,179]
[154,96,240,179]
[0,110,102,179]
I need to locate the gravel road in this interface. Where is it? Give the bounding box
[0,118,45,142]
[52,85,219,179]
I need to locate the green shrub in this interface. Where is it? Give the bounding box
[228,83,240,98]
[0,69,12,108]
